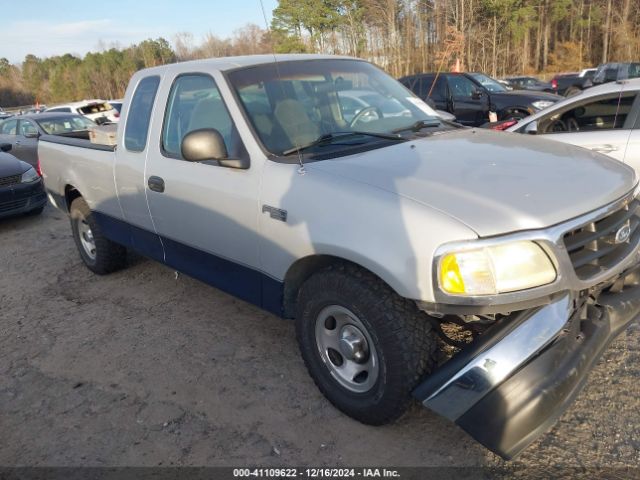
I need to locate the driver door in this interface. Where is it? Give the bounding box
[540,91,638,163]
[445,74,489,126]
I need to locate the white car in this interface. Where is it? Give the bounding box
[337,89,411,123]
[46,100,119,124]
[507,78,640,173]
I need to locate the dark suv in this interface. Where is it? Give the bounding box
[399,72,561,126]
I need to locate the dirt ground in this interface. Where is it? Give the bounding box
[1,205,639,473]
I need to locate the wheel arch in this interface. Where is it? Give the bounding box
[282,253,400,319]
[64,184,83,212]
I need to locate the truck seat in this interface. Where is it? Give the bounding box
[273,99,319,149]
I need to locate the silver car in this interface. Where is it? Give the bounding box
[507,78,640,173]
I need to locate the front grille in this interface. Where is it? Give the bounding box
[0,174,21,188]
[0,198,28,213]
[564,199,640,280]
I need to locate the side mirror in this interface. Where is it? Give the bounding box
[181,128,248,169]
[24,131,39,139]
[471,89,483,100]
[0,143,11,152]
[524,120,538,134]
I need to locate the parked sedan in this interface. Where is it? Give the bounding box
[0,113,95,169]
[507,78,640,173]
[399,72,560,126]
[0,143,46,218]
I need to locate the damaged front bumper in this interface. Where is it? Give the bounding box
[413,268,640,459]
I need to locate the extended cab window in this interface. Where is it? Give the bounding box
[125,76,160,152]
[162,74,241,159]
[422,75,447,101]
[537,92,637,133]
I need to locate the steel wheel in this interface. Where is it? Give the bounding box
[314,305,379,393]
[76,217,96,260]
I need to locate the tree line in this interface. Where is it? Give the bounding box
[270,0,640,77]
[1,0,639,107]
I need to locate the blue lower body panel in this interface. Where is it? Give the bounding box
[92,211,284,317]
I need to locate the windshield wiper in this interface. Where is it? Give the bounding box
[282,131,403,156]
[392,119,442,134]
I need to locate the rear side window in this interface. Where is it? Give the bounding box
[125,76,160,152]
[1,119,17,135]
[425,75,447,101]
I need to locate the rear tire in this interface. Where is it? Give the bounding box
[295,264,439,425]
[69,197,126,275]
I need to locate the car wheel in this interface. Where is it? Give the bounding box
[69,197,126,274]
[295,263,439,425]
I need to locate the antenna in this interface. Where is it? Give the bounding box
[258,0,306,175]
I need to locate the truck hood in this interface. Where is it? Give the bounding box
[308,128,636,237]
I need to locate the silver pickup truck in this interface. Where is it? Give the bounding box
[39,54,640,459]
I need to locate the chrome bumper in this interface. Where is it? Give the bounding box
[413,268,640,459]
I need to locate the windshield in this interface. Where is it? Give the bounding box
[227,59,444,156]
[469,73,507,93]
[37,115,95,134]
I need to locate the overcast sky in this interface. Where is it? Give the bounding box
[0,0,278,63]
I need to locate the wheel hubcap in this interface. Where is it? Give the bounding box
[315,305,378,393]
[77,218,96,260]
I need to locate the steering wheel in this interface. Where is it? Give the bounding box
[547,118,567,133]
[566,117,580,132]
[349,106,382,128]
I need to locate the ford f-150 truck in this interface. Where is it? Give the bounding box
[39,54,640,459]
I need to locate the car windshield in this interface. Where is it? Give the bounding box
[37,116,95,134]
[227,59,445,156]
[469,73,507,92]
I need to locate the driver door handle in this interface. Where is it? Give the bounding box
[590,144,618,154]
[148,176,165,193]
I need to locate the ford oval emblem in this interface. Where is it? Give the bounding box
[615,223,631,244]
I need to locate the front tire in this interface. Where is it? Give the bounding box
[295,264,438,425]
[69,197,126,275]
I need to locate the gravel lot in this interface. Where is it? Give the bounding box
[1,205,639,474]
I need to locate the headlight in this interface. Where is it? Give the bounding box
[21,167,39,183]
[531,100,555,111]
[438,241,556,295]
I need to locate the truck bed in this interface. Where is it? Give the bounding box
[39,135,121,218]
